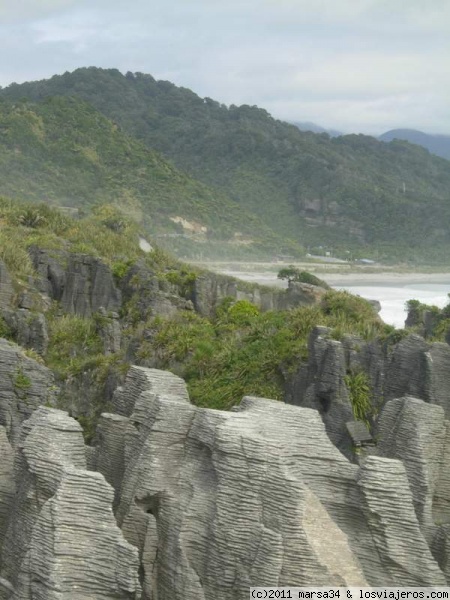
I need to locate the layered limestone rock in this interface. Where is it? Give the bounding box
[0,262,13,311]
[1,407,141,599]
[0,428,14,557]
[384,334,431,403]
[0,339,56,447]
[89,367,449,597]
[289,329,450,453]
[2,310,48,356]
[357,456,446,585]
[375,397,446,533]
[192,273,327,318]
[2,361,450,597]
[120,262,194,320]
[30,247,121,317]
[288,327,355,455]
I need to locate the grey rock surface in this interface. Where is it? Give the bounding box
[427,343,450,418]
[112,365,189,417]
[114,386,372,597]
[2,310,48,356]
[97,307,122,354]
[357,456,446,585]
[0,428,14,555]
[0,339,56,446]
[120,262,194,321]
[0,263,13,311]
[384,334,431,403]
[29,246,66,301]
[375,397,446,534]
[2,407,141,599]
[92,367,450,597]
[61,253,122,317]
[289,331,450,454]
[290,327,354,456]
[30,247,121,317]
[192,272,326,318]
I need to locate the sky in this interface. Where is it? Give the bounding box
[1,0,449,135]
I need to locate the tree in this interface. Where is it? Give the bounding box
[277,266,330,289]
[277,265,300,283]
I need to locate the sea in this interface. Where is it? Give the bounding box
[216,269,450,328]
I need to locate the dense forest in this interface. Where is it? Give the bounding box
[0,95,287,258]
[2,67,450,263]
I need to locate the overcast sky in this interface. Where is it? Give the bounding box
[1,0,449,135]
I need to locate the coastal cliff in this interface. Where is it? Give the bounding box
[0,233,448,596]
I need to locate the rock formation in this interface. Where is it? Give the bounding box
[0,339,56,447]
[1,249,450,596]
[192,273,328,317]
[1,407,141,599]
[0,360,449,597]
[30,247,122,318]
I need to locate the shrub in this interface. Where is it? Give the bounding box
[344,370,372,425]
[277,266,329,288]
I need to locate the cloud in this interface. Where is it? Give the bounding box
[0,0,79,22]
[0,0,449,134]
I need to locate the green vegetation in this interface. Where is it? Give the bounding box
[0,95,295,259]
[345,370,372,425]
[4,67,450,262]
[46,311,104,378]
[0,202,394,437]
[404,296,450,341]
[13,367,32,391]
[0,198,144,279]
[136,291,387,410]
[277,266,330,288]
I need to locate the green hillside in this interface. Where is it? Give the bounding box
[4,67,450,263]
[0,95,291,258]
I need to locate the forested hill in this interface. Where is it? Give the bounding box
[3,67,450,262]
[379,129,450,161]
[0,95,286,256]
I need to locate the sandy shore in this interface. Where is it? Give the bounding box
[210,267,450,289]
[321,272,450,286]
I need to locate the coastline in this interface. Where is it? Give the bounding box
[322,272,450,286]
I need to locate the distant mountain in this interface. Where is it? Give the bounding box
[291,121,343,137]
[3,68,450,263]
[0,96,281,256]
[379,129,450,161]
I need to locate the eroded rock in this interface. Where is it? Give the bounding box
[1,407,141,599]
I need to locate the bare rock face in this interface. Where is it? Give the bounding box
[284,280,327,306]
[0,262,14,311]
[96,308,122,354]
[3,362,450,597]
[1,407,141,599]
[88,367,450,597]
[192,272,327,318]
[289,330,450,456]
[375,397,446,534]
[0,428,14,557]
[29,248,121,317]
[112,365,190,417]
[120,262,194,320]
[113,388,371,597]
[61,254,122,317]
[290,327,354,456]
[2,310,49,356]
[384,334,431,403]
[0,339,56,447]
[357,456,446,585]
[427,343,450,418]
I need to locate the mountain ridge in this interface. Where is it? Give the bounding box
[3,67,450,263]
[379,128,450,160]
